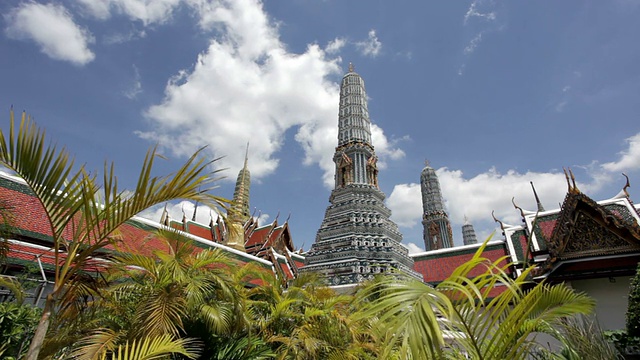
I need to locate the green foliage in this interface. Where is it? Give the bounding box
[355,238,597,360]
[93,334,200,360]
[534,315,622,360]
[204,335,276,360]
[0,109,227,360]
[605,330,640,357]
[0,302,42,359]
[628,262,640,337]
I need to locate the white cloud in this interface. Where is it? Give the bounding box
[356,29,382,57]
[371,124,406,168]
[325,37,346,54]
[75,0,113,20]
[464,0,497,25]
[603,133,640,172]
[555,100,567,112]
[387,183,423,227]
[388,167,579,244]
[5,3,95,65]
[137,0,402,188]
[124,64,143,99]
[139,200,220,225]
[104,28,146,44]
[459,0,502,76]
[256,213,270,226]
[404,242,425,255]
[463,32,483,55]
[75,0,184,25]
[388,130,640,245]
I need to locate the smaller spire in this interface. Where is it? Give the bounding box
[349,62,354,72]
[424,159,430,167]
[243,142,249,170]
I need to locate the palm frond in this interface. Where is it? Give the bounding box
[100,335,199,360]
[71,328,124,360]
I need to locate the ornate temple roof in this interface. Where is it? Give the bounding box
[0,170,302,292]
[496,171,640,281]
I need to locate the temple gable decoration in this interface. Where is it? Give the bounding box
[535,171,640,276]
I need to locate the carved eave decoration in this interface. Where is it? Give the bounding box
[538,189,640,275]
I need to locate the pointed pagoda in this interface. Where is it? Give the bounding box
[224,144,251,251]
[421,160,453,250]
[303,64,420,287]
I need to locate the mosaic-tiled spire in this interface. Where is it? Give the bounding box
[421,161,453,250]
[225,144,251,251]
[231,143,251,223]
[304,64,420,287]
[334,63,378,188]
[462,215,478,245]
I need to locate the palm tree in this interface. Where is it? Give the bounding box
[71,228,265,360]
[248,272,376,359]
[0,109,226,360]
[355,240,597,359]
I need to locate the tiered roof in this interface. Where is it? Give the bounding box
[0,172,300,288]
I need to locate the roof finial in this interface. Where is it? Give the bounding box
[160,203,169,226]
[563,167,571,191]
[492,210,506,231]
[424,159,430,167]
[348,62,354,73]
[512,197,526,221]
[569,168,579,193]
[530,181,545,212]
[192,201,198,222]
[623,173,631,198]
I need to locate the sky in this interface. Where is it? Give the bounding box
[2,0,640,254]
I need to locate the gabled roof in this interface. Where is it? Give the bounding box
[499,174,640,281]
[534,190,640,279]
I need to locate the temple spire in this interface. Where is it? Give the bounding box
[225,144,251,252]
[231,143,251,224]
[421,161,453,250]
[333,64,377,188]
[304,66,420,286]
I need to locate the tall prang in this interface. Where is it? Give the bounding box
[304,64,420,287]
[421,161,453,250]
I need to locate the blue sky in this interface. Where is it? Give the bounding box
[2,0,640,253]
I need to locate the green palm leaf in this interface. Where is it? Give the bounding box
[100,335,199,360]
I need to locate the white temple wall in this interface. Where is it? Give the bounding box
[569,276,632,331]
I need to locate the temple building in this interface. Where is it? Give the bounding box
[162,147,303,280]
[303,64,420,287]
[421,161,454,250]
